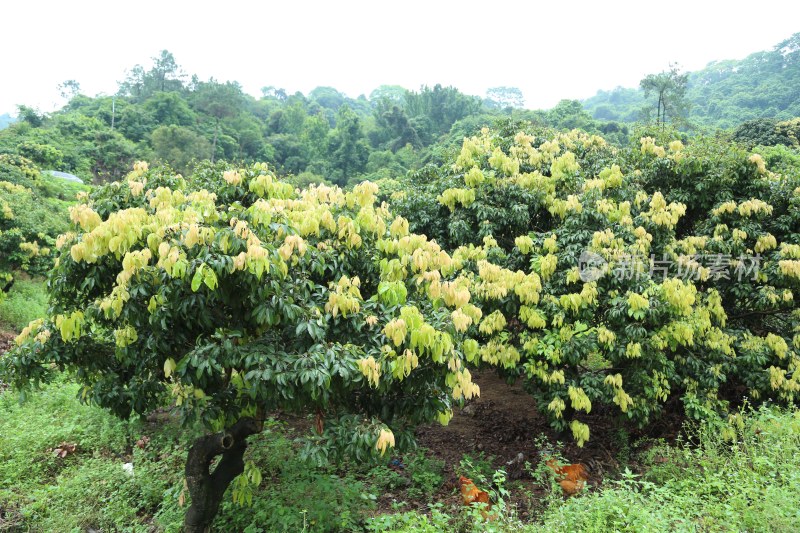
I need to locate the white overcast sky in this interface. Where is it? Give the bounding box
[1,1,798,115]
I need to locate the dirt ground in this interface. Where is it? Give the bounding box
[388,369,686,518]
[417,370,613,472]
[0,331,13,353]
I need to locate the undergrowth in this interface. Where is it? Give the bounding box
[1,378,798,532]
[0,278,48,331]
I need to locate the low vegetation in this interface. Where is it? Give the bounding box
[0,277,47,331]
[1,378,798,531]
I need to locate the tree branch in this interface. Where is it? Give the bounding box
[727,308,790,320]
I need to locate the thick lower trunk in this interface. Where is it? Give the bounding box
[184,417,262,533]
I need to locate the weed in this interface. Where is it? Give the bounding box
[405,450,445,502]
[459,451,496,484]
[365,504,452,532]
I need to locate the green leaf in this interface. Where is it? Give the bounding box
[164,358,177,378]
[191,264,204,292]
[203,268,218,290]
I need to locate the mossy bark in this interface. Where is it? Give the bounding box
[183,417,262,533]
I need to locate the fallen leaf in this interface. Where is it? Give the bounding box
[51,442,77,458]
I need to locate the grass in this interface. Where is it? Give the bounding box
[1,376,799,532]
[0,277,48,331]
[527,407,800,532]
[0,380,374,532]
[0,377,153,532]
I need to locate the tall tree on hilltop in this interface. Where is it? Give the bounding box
[327,104,368,184]
[485,86,525,109]
[640,63,690,128]
[192,80,244,162]
[58,80,82,101]
[150,50,186,93]
[118,50,186,102]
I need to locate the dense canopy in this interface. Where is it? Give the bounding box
[393,125,800,443]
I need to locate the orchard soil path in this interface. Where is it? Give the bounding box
[375,369,684,518]
[269,368,684,518]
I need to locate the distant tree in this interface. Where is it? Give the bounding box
[734,117,800,148]
[732,118,787,147]
[116,104,157,142]
[58,80,81,100]
[118,64,148,100]
[16,105,44,128]
[640,64,690,128]
[404,85,483,138]
[282,101,309,135]
[226,115,267,160]
[369,85,406,103]
[150,50,185,93]
[266,109,289,135]
[775,118,800,147]
[267,133,306,174]
[150,125,212,174]
[371,100,421,152]
[546,99,594,130]
[385,105,421,151]
[86,130,137,181]
[327,105,368,183]
[261,86,288,101]
[582,87,644,123]
[591,104,619,121]
[144,92,196,127]
[309,87,345,111]
[17,142,64,169]
[485,86,525,109]
[118,51,185,101]
[300,113,330,162]
[192,81,244,162]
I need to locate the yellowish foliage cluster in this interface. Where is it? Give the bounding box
[428,127,799,445]
[18,125,798,453]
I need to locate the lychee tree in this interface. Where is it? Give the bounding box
[1,155,83,278]
[394,126,800,445]
[1,161,481,531]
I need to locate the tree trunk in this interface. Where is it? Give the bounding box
[184,417,262,533]
[211,120,219,163]
[657,93,663,127]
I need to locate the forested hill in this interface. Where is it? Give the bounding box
[5,34,799,185]
[583,32,800,129]
[0,52,626,184]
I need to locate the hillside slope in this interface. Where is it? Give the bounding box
[584,33,800,129]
